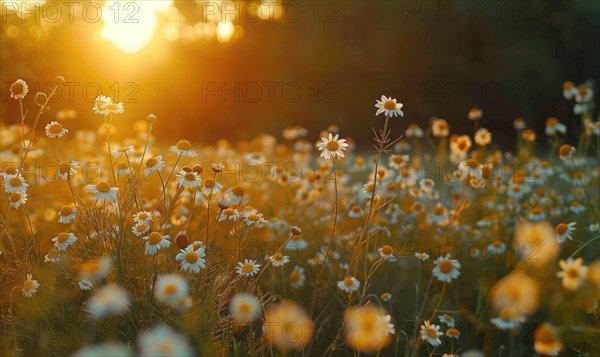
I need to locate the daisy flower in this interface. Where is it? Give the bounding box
[415,252,429,261]
[474,128,492,146]
[348,205,364,219]
[132,221,151,236]
[144,232,172,255]
[265,252,290,267]
[381,292,392,302]
[93,95,112,114]
[486,241,506,255]
[176,245,206,273]
[21,274,40,298]
[431,118,449,137]
[100,101,125,116]
[375,95,404,117]
[229,293,261,324]
[3,174,28,193]
[87,181,119,203]
[138,325,194,357]
[112,146,134,158]
[545,117,566,136]
[344,306,394,353]
[491,307,524,331]
[87,284,130,318]
[8,191,27,208]
[79,280,93,291]
[58,205,77,224]
[420,320,442,346]
[432,254,461,283]
[52,232,77,251]
[44,248,60,263]
[244,212,267,227]
[236,259,260,277]
[176,169,202,188]
[378,245,394,260]
[467,107,482,120]
[219,208,240,222]
[169,140,196,157]
[337,276,360,293]
[201,178,222,196]
[534,323,563,356]
[439,314,455,327]
[45,121,68,138]
[446,328,461,339]
[569,201,585,214]
[555,222,576,244]
[154,274,189,306]
[316,133,349,160]
[290,265,306,289]
[144,155,166,176]
[557,258,587,291]
[133,211,154,224]
[559,144,575,161]
[10,79,28,99]
[56,161,79,180]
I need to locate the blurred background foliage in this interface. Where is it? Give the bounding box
[1,0,598,149]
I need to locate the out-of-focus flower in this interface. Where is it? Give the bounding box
[544,117,566,136]
[431,118,450,137]
[87,284,130,318]
[555,222,576,244]
[3,174,28,193]
[490,271,539,317]
[290,265,306,289]
[467,107,482,120]
[229,293,261,324]
[491,306,524,330]
[73,343,132,357]
[474,128,492,146]
[557,258,587,291]
[533,323,562,356]
[138,325,194,357]
[154,274,189,306]
[58,205,76,224]
[344,306,394,353]
[514,221,560,265]
[263,300,313,351]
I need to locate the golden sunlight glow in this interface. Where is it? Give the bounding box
[100,0,173,53]
[216,21,235,43]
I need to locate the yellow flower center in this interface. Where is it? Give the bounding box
[426,328,437,338]
[146,157,158,168]
[148,232,162,245]
[344,277,354,287]
[326,140,339,151]
[232,185,245,197]
[383,100,397,110]
[184,172,196,181]
[137,212,149,221]
[96,181,111,193]
[57,232,70,243]
[241,263,254,273]
[290,271,299,282]
[204,179,215,188]
[164,283,177,295]
[556,224,568,235]
[60,206,73,216]
[239,302,251,313]
[185,251,198,263]
[9,192,21,202]
[223,208,235,216]
[380,245,393,255]
[439,260,454,274]
[176,140,191,151]
[106,103,118,111]
[247,214,260,222]
[48,123,63,134]
[9,177,22,187]
[23,280,34,290]
[567,267,579,279]
[499,307,517,321]
[273,253,283,261]
[351,205,361,212]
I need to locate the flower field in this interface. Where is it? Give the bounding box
[0,77,598,357]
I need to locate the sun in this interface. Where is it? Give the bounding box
[100,0,173,54]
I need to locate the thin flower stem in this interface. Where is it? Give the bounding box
[310,157,339,317]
